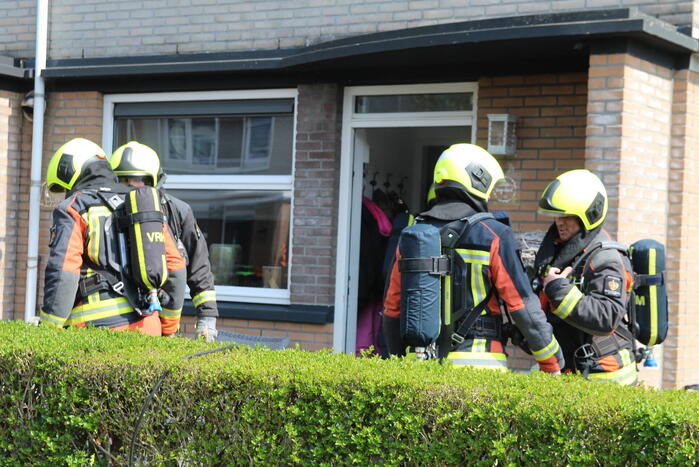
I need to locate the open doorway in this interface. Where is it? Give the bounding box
[353,126,472,356]
[333,82,478,354]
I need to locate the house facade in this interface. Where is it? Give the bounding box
[1,0,697,388]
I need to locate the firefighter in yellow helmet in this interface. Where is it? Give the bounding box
[534,169,638,385]
[383,143,564,373]
[41,138,186,336]
[109,141,219,341]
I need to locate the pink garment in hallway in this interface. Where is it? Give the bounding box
[355,300,383,357]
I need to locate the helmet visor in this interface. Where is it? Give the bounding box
[538,179,567,215]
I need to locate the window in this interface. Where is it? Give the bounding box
[104,90,296,304]
[355,92,473,113]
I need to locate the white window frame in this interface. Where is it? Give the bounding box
[103,89,297,305]
[333,82,478,353]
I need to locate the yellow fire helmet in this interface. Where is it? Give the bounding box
[46,138,107,193]
[109,141,161,186]
[433,143,505,201]
[538,169,608,231]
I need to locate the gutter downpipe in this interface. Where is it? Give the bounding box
[24,0,49,323]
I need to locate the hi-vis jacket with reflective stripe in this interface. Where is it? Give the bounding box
[385,200,564,373]
[40,161,186,335]
[537,229,637,385]
[161,192,218,319]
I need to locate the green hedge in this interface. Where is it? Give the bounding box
[0,321,697,466]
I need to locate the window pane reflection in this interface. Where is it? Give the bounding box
[114,115,293,175]
[355,93,473,113]
[168,189,291,289]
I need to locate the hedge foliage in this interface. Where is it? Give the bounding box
[0,321,697,466]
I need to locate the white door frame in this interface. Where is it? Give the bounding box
[333,82,478,353]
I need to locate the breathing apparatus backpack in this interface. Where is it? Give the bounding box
[83,186,169,316]
[571,239,668,352]
[397,213,495,359]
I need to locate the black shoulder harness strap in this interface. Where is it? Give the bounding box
[570,241,628,273]
[441,212,495,347]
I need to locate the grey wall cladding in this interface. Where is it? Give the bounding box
[39,0,696,60]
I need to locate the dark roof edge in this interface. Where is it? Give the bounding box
[0,55,32,80]
[42,7,698,79]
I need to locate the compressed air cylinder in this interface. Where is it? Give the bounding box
[630,239,668,347]
[125,186,167,314]
[398,223,442,347]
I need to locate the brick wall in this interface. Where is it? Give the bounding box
[481,73,588,234]
[587,53,673,244]
[291,84,341,307]
[665,69,699,388]
[0,91,24,320]
[586,51,677,388]
[37,0,695,60]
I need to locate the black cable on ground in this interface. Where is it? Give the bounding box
[127,343,238,466]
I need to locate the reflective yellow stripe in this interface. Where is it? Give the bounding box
[67,297,133,325]
[192,290,217,308]
[86,206,110,265]
[457,248,490,265]
[471,338,487,353]
[470,263,485,306]
[39,310,67,327]
[553,286,583,319]
[156,190,167,284]
[619,348,632,366]
[130,190,155,290]
[446,276,451,326]
[648,248,658,346]
[587,362,638,385]
[151,186,160,212]
[447,351,508,370]
[531,337,560,362]
[160,307,182,319]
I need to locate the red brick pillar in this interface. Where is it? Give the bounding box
[666,69,699,388]
[587,49,681,388]
[0,90,24,320]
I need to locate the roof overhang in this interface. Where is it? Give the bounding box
[0,55,33,92]
[39,8,699,91]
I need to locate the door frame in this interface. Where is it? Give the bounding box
[333,82,479,353]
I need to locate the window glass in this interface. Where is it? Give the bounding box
[355,93,473,113]
[167,189,291,290]
[111,95,296,299]
[113,114,293,175]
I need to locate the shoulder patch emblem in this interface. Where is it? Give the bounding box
[604,275,622,298]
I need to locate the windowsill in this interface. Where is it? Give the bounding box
[182,300,333,324]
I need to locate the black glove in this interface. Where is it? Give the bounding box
[381,313,406,357]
